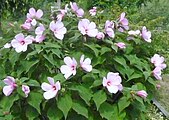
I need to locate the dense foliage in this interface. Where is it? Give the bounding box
[0,1,167,120]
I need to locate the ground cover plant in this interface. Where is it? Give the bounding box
[0,1,167,120]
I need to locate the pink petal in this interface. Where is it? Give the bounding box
[29,8,36,16]
[36,9,43,19]
[22,85,30,97]
[55,81,61,91]
[41,82,52,91]
[81,65,92,72]
[47,77,55,85]
[3,86,14,96]
[80,55,85,64]
[64,57,73,66]
[76,8,84,17]
[3,76,15,85]
[87,29,98,37]
[106,28,115,38]
[15,33,24,41]
[102,77,107,87]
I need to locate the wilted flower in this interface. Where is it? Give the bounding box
[11,33,33,53]
[151,54,166,70]
[27,7,43,19]
[80,55,92,72]
[3,76,17,96]
[49,21,67,40]
[22,85,30,97]
[60,56,77,79]
[41,77,61,100]
[141,26,151,43]
[115,42,126,49]
[78,19,98,37]
[152,67,162,80]
[102,72,123,94]
[136,90,148,99]
[70,2,84,17]
[89,7,97,16]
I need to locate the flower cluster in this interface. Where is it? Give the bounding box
[60,55,92,79]
[3,76,30,97]
[151,54,166,80]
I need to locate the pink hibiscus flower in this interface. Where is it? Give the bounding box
[27,7,43,19]
[70,2,84,17]
[80,55,92,72]
[78,19,98,37]
[102,72,123,94]
[41,77,61,100]
[141,26,151,43]
[11,33,33,53]
[60,56,77,79]
[49,21,67,40]
[3,76,17,96]
[151,54,166,70]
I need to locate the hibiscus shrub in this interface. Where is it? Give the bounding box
[0,1,167,120]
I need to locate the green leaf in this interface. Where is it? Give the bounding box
[43,42,61,49]
[57,93,72,119]
[113,56,127,68]
[47,103,63,120]
[93,90,107,110]
[127,72,143,81]
[72,100,88,118]
[99,102,118,120]
[52,49,62,58]
[21,59,39,73]
[100,47,111,55]
[84,43,100,57]
[8,51,20,68]
[69,85,92,106]
[27,92,43,114]
[111,44,118,52]
[26,79,40,87]
[0,94,19,112]
[26,105,39,120]
[118,96,130,113]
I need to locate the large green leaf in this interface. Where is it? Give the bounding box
[26,105,39,120]
[99,102,118,120]
[0,94,19,111]
[57,93,72,119]
[93,90,107,110]
[118,96,130,113]
[72,100,88,119]
[84,43,100,57]
[27,92,43,114]
[113,56,127,68]
[69,85,93,106]
[47,103,63,120]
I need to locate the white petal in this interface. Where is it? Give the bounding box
[107,85,118,94]
[43,90,58,100]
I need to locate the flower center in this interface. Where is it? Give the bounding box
[20,40,25,45]
[52,86,56,90]
[71,65,75,70]
[107,81,111,86]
